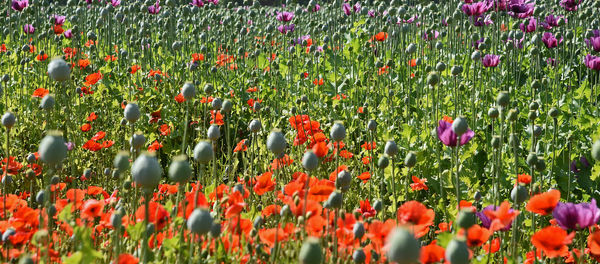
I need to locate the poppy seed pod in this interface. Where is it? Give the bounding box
[187,208,213,235]
[526,152,537,167]
[507,109,518,121]
[367,120,377,131]
[130,132,146,149]
[113,151,130,172]
[511,185,529,204]
[384,141,399,156]
[336,170,352,189]
[377,155,390,169]
[124,103,141,123]
[528,110,537,121]
[496,92,509,107]
[299,237,322,264]
[327,191,343,209]
[386,228,420,264]
[266,129,287,155]
[353,248,366,263]
[456,209,476,229]
[451,117,469,136]
[40,94,55,110]
[330,121,346,142]
[211,97,222,110]
[445,239,469,264]
[406,43,416,54]
[210,222,221,238]
[1,112,15,129]
[426,71,439,86]
[181,82,196,100]
[490,136,500,149]
[110,213,122,228]
[38,131,67,165]
[36,190,46,205]
[436,62,446,72]
[474,191,482,201]
[549,107,559,118]
[535,158,546,172]
[592,140,600,161]
[203,83,214,94]
[2,228,15,243]
[302,151,319,171]
[131,152,162,189]
[280,204,291,217]
[207,125,220,140]
[193,140,214,164]
[451,65,463,76]
[353,222,365,239]
[47,57,70,82]
[488,107,499,119]
[248,119,261,133]
[404,152,417,168]
[168,155,191,184]
[26,153,36,164]
[222,100,233,113]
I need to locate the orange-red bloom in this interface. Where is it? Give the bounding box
[526,189,561,215]
[81,199,104,220]
[397,201,435,237]
[531,226,573,258]
[410,176,428,191]
[483,201,519,232]
[32,88,49,98]
[253,172,276,195]
[517,173,532,185]
[420,240,445,264]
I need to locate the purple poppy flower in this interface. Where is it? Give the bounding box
[312,4,320,12]
[11,0,28,11]
[571,156,590,173]
[148,0,161,14]
[560,0,581,12]
[277,24,295,35]
[461,1,492,17]
[507,0,535,19]
[206,0,218,4]
[23,24,35,34]
[342,3,351,16]
[437,119,474,147]
[585,54,600,71]
[581,156,590,168]
[553,199,600,230]
[586,36,600,52]
[52,14,66,26]
[519,17,536,33]
[541,14,561,30]
[63,29,73,39]
[276,11,294,22]
[542,32,562,49]
[367,10,375,17]
[506,37,525,49]
[109,0,120,7]
[546,57,558,67]
[495,0,509,11]
[66,142,75,151]
[472,14,493,27]
[482,54,500,67]
[316,46,324,53]
[352,2,361,13]
[472,38,485,49]
[422,30,439,41]
[477,205,513,231]
[190,0,204,7]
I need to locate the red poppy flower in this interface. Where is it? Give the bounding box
[356,199,377,218]
[410,176,428,191]
[32,88,49,98]
[136,201,169,230]
[130,64,141,74]
[461,224,490,247]
[174,93,185,103]
[53,25,64,35]
[159,124,171,136]
[84,72,102,86]
[312,141,329,158]
[148,140,163,152]
[531,226,573,258]
[483,237,501,253]
[253,172,276,195]
[36,54,48,61]
[91,131,105,141]
[102,140,114,149]
[80,123,91,132]
[526,189,561,215]
[191,53,204,62]
[149,109,161,124]
[271,154,293,170]
[81,199,104,220]
[420,240,445,264]
[361,141,376,150]
[104,55,117,61]
[261,204,282,218]
[517,173,532,185]
[1,157,23,176]
[484,201,520,232]
[313,78,324,85]
[87,112,97,122]
[396,201,435,238]
[78,59,90,69]
[589,230,600,255]
[82,140,102,151]
[307,179,335,202]
[234,139,248,152]
[210,110,224,126]
[117,253,139,264]
[357,172,371,183]
[373,32,388,42]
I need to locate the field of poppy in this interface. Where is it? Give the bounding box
[2,0,600,263]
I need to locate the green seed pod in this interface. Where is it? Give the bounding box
[353,248,366,263]
[1,112,15,129]
[113,151,130,172]
[526,152,537,167]
[528,110,537,121]
[386,228,420,264]
[426,71,440,86]
[38,131,67,165]
[452,117,469,136]
[207,125,221,140]
[193,140,214,164]
[511,185,529,204]
[266,129,287,155]
[187,208,213,235]
[507,109,518,121]
[488,107,499,119]
[131,152,162,189]
[404,152,417,168]
[535,158,546,172]
[330,121,346,142]
[168,155,191,184]
[529,101,539,111]
[406,43,417,54]
[384,141,399,156]
[302,151,319,171]
[491,136,500,149]
[181,82,196,100]
[456,209,476,229]
[531,79,541,89]
[549,107,559,118]
[509,134,519,148]
[40,94,55,111]
[124,103,141,123]
[496,91,509,107]
[299,237,322,264]
[445,239,469,264]
[336,170,352,189]
[451,65,463,76]
[436,62,446,72]
[592,140,600,161]
[47,57,71,82]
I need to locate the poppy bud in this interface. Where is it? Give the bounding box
[406,43,417,54]
[592,140,600,161]
[26,153,36,164]
[377,155,390,169]
[2,175,11,185]
[131,152,162,189]
[327,191,343,209]
[168,155,191,184]
[203,83,214,95]
[435,42,444,50]
[36,190,46,204]
[187,208,213,235]
[299,237,322,264]
[531,79,541,89]
[38,131,67,165]
[302,151,319,171]
[193,140,214,164]
[456,209,476,229]
[373,200,383,212]
[207,125,220,141]
[451,65,463,76]
[181,82,196,100]
[233,183,245,195]
[451,117,469,136]
[336,170,352,189]
[426,71,439,86]
[367,120,377,131]
[248,119,261,133]
[511,185,529,204]
[353,248,366,263]
[488,107,499,119]
[103,168,111,176]
[113,151,130,172]
[222,100,232,113]
[526,152,537,167]
[124,103,141,123]
[496,92,509,107]
[532,125,542,137]
[40,94,55,111]
[130,132,146,149]
[535,158,546,172]
[474,191,482,201]
[445,238,469,264]
[386,228,420,264]
[353,222,365,239]
[47,57,70,82]
[549,107,559,118]
[266,129,287,155]
[1,112,15,129]
[384,141,399,156]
